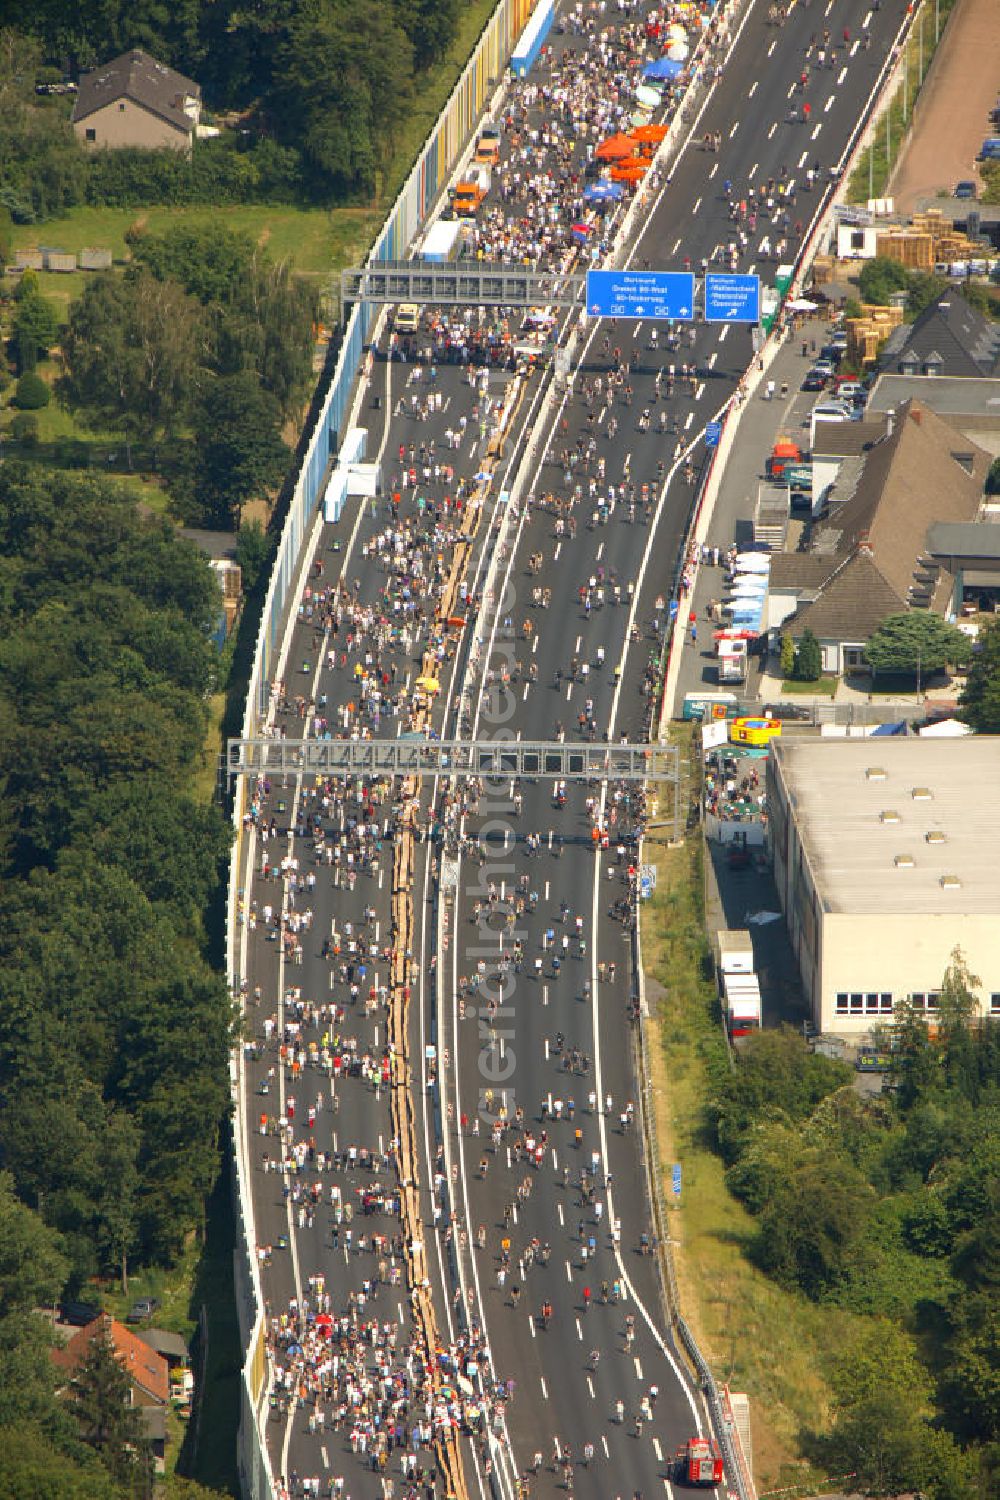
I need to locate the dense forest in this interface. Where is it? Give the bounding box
[709,951,1000,1499]
[0,0,463,216]
[0,463,234,1492]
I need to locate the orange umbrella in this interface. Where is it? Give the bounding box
[630,123,667,144]
[595,132,637,161]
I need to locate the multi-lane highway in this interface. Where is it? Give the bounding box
[236,1,909,1496]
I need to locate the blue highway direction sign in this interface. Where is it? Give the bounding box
[704,272,761,323]
[705,420,722,449]
[586,269,695,321]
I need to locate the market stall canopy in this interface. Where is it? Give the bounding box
[595,132,637,160]
[634,85,663,109]
[643,55,684,80]
[583,180,624,202]
[631,122,668,143]
[667,40,690,60]
[787,297,818,312]
[611,162,648,183]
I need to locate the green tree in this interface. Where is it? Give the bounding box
[937,946,981,1039]
[987,457,1000,496]
[754,1149,874,1296]
[12,283,59,372]
[959,618,1000,732]
[59,272,206,461]
[183,372,288,528]
[13,372,50,409]
[793,627,822,682]
[864,611,969,680]
[857,255,910,306]
[272,0,414,196]
[236,520,274,593]
[0,1424,121,1500]
[779,632,795,679]
[67,1324,153,1497]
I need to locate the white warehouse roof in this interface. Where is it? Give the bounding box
[770,737,1000,916]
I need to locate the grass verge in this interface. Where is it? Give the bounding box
[641,728,862,1494]
[779,676,838,697]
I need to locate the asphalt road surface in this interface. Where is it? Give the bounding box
[237,1,908,1496]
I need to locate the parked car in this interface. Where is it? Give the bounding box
[826,330,849,352]
[812,399,854,422]
[126,1297,160,1324]
[810,358,837,378]
[802,367,828,391]
[819,343,844,365]
[835,379,866,403]
[954,180,978,200]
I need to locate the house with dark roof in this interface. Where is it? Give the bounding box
[72,49,201,153]
[766,399,991,673]
[880,289,1000,380]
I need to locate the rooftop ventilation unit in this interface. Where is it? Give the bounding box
[925,830,947,844]
[879,810,901,824]
[894,853,916,869]
[866,766,887,782]
[940,874,961,890]
[911,786,933,801]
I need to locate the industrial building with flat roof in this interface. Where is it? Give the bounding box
[767,737,1000,1033]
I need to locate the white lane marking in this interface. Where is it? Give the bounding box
[532,633,539,655]
[811,122,822,141]
[683,412,694,431]
[553,540,561,561]
[718,324,728,343]
[694,382,705,401]
[748,80,758,98]
[634,1357,644,1380]
[321,1447,329,1469]
[708,162,718,179]
[748,162,758,181]
[653,1438,663,1462]
[587,1377,596,1399]
[798,150,808,168]
[671,237,681,255]
[557,1201,564,1226]
[541,1377,549,1399]
[838,64,848,83]
[850,37,860,56]
[522,683,529,701]
[728,120,738,137]
[565,1260,573,1281]
[824,94,834,113]
[602,1436,610,1458]
[707,351,717,369]
[767,38,776,55]
[748,263,756,275]
[768,121,777,139]
[575,635,582,651]
[529,1313,536,1340]
[863,8,873,28]
[576,1317,583,1340]
[565,683,572,700]
[692,195,702,214]
[786,82,795,100]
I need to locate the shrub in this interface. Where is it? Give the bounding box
[13,371,51,409]
[10,412,39,445]
[793,628,822,682]
[779,634,795,679]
